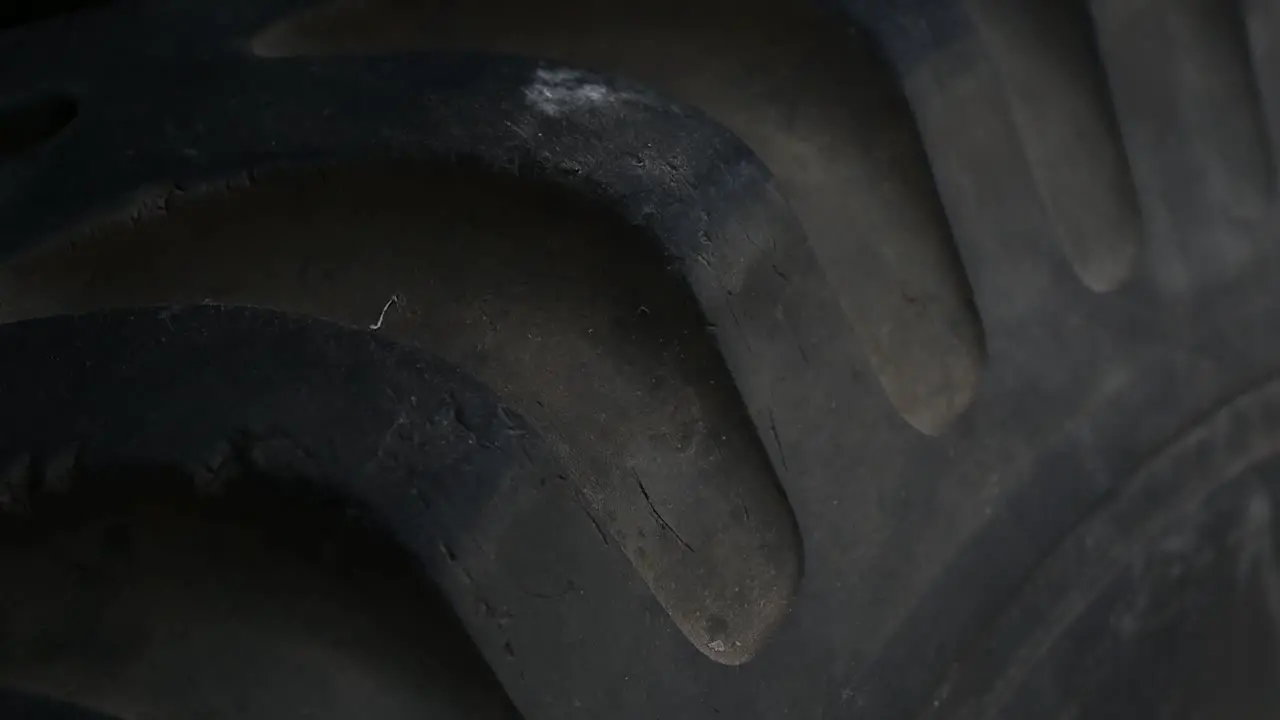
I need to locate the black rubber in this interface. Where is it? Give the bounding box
[2,0,1279,718]
[0,691,121,720]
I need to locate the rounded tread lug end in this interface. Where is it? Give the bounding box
[1091,0,1273,293]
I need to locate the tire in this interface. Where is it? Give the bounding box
[1,0,1278,718]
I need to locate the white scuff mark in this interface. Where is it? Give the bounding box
[369,293,402,331]
[524,68,641,117]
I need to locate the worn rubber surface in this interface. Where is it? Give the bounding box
[2,0,1280,718]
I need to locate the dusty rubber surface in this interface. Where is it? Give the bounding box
[0,167,802,666]
[2,0,1280,718]
[251,0,985,435]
